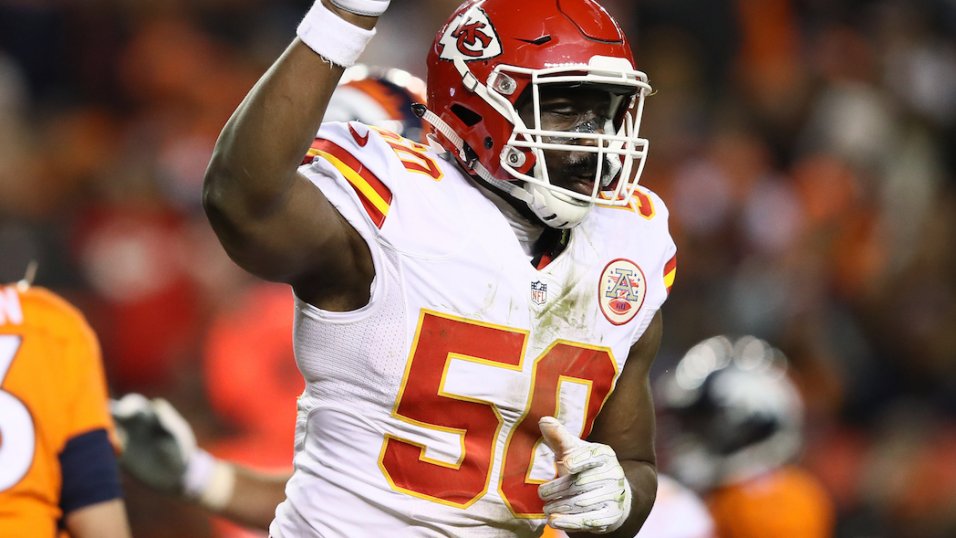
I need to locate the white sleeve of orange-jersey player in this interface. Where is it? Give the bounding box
[636,475,715,538]
[540,475,714,538]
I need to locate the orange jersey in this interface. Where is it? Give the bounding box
[0,285,116,536]
[706,466,834,538]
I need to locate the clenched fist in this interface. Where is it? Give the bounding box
[538,416,632,534]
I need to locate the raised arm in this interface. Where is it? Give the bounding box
[201,1,380,310]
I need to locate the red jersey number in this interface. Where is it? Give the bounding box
[379,311,617,516]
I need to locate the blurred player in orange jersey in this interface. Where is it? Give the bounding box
[0,271,131,538]
[111,65,429,535]
[320,64,427,143]
[656,336,835,538]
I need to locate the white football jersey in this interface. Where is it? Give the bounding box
[270,122,678,537]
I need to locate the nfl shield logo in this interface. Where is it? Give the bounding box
[530,280,548,305]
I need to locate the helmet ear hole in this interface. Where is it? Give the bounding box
[451,104,482,127]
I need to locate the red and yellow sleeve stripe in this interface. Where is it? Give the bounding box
[304,138,392,228]
[663,254,677,295]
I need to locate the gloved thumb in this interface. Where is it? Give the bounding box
[539,416,583,476]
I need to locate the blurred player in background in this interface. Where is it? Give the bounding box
[656,335,835,538]
[0,268,131,538]
[112,65,429,535]
[318,64,427,143]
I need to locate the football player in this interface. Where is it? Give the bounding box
[202,0,675,536]
[0,274,132,537]
[656,336,835,538]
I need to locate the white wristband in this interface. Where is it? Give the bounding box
[297,1,377,67]
[183,448,236,512]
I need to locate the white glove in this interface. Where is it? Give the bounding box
[329,0,391,17]
[538,416,632,534]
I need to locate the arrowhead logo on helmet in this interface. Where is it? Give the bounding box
[438,8,502,61]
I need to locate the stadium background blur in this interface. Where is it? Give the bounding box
[1,0,954,536]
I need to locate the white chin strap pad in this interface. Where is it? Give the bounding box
[526,183,592,229]
[461,156,592,230]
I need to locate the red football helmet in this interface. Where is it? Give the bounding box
[424,0,652,228]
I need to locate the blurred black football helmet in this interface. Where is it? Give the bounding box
[656,335,803,491]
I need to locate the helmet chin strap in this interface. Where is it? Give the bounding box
[523,183,592,229]
[418,106,592,229]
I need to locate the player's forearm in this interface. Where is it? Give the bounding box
[566,460,657,538]
[213,465,292,530]
[621,460,658,536]
[203,1,377,221]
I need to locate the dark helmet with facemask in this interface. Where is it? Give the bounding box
[656,336,804,491]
